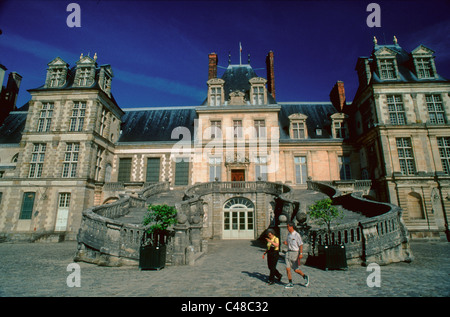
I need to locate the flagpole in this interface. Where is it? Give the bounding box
[239,42,242,65]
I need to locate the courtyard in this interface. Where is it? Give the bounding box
[0,239,448,298]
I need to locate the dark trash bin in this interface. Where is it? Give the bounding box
[317,244,348,271]
[139,244,166,270]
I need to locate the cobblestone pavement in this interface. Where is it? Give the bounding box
[0,240,449,297]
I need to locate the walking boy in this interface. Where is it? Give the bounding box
[283,222,309,288]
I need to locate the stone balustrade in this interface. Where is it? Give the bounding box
[306,180,413,265]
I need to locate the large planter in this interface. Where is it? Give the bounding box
[139,244,167,270]
[317,244,348,271]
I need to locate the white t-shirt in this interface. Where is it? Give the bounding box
[286,230,303,251]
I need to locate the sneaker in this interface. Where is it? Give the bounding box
[276,274,282,282]
[267,280,274,285]
[284,282,294,289]
[304,275,309,287]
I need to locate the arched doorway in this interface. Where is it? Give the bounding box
[223,197,254,239]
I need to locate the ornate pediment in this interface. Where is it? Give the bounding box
[249,77,267,84]
[228,90,246,105]
[288,113,308,120]
[374,46,397,57]
[207,78,225,85]
[47,57,69,67]
[411,45,435,57]
[330,112,348,120]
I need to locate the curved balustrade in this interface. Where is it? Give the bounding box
[306,180,413,265]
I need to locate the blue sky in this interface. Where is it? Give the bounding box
[1,0,449,109]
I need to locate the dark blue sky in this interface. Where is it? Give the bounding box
[1,0,449,109]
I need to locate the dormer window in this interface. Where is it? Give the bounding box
[249,77,267,105]
[45,57,69,88]
[77,67,91,86]
[378,59,396,79]
[207,78,225,106]
[49,69,64,87]
[330,113,349,139]
[288,113,308,139]
[415,58,434,79]
[412,45,437,80]
[211,87,222,106]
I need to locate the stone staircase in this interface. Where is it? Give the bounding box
[292,189,368,227]
[117,187,367,227]
[115,188,186,225]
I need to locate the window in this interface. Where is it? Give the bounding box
[209,157,222,181]
[146,158,160,183]
[233,120,243,138]
[396,138,416,175]
[77,67,91,86]
[292,122,306,139]
[387,95,406,125]
[62,143,79,178]
[118,158,132,182]
[29,143,46,178]
[69,101,86,132]
[94,147,104,181]
[210,121,222,138]
[99,108,108,137]
[294,156,307,184]
[175,159,189,186]
[379,59,396,79]
[254,120,266,138]
[338,156,351,180]
[49,69,64,87]
[437,137,450,175]
[252,86,264,105]
[426,95,446,124]
[255,156,268,181]
[58,193,71,208]
[333,121,348,139]
[210,87,222,106]
[416,58,434,79]
[37,102,53,132]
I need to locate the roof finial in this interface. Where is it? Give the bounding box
[228,51,231,65]
[80,53,83,59]
[248,53,251,65]
[94,52,98,61]
[393,35,398,45]
[373,36,378,45]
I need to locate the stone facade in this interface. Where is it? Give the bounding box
[0,38,449,242]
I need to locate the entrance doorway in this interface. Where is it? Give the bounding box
[231,169,245,182]
[223,197,254,239]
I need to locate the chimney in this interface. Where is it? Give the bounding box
[6,72,22,110]
[329,81,346,112]
[266,51,275,100]
[0,64,6,94]
[208,52,218,80]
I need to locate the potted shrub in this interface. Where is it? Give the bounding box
[308,198,347,270]
[139,204,177,270]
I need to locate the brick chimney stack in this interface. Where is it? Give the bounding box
[208,52,218,80]
[266,51,275,100]
[329,81,346,112]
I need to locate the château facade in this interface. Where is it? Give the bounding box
[0,38,449,242]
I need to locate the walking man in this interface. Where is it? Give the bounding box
[283,222,309,288]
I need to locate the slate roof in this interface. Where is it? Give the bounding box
[278,102,338,140]
[0,110,27,144]
[118,107,197,143]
